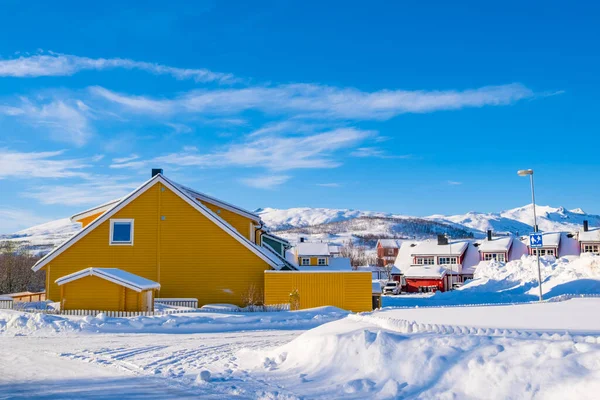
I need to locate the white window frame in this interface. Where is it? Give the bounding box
[416,257,435,265]
[583,244,600,253]
[301,258,310,266]
[317,257,327,266]
[109,219,134,246]
[438,256,458,265]
[484,253,506,262]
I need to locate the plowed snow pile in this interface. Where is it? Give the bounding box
[244,299,600,399]
[0,307,348,336]
[384,254,600,307]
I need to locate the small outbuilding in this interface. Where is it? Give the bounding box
[403,265,448,293]
[56,268,160,312]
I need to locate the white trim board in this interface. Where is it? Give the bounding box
[33,174,284,272]
[55,268,161,292]
[70,198,122,222]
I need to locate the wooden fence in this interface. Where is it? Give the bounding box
[155,298,198,308]
[0,299,13,310]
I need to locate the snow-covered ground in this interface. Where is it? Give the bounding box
[3,256,600,398]
[3,298,600,399]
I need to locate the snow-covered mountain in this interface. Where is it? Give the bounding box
[2,204,597,255]
[256,207,401,231]
[1,218,81,255]
[428,204,600,235]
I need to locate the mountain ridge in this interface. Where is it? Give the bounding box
[2,204,597,254]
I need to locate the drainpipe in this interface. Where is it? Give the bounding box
[254,220,264,245]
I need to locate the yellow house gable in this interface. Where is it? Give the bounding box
[34,174,284,306]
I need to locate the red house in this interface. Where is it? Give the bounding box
[376,239,401,267]
[478,230,513,263]
[579,221,600,255]
[403,265,448,293]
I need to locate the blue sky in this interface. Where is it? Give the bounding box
[0,0,599,233]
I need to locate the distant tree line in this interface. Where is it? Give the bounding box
[0,241,44,294]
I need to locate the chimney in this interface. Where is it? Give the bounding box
[487,230,493,241]
[437,234,448,246]
[584,220,589,232]
[151,168,163,177]
[300,237,305,243]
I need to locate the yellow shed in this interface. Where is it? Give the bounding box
[56,268,160,312]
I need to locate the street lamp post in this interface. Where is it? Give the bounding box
[517,169,543,301]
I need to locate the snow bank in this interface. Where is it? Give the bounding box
[384,254,600,307]
[0,306,348,337]
[244,308,600,399]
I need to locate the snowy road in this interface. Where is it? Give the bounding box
[0,330,303,399]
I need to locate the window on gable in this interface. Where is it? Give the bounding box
[301,258,310,266]
[110,219,134,245]
[318,258,327,266]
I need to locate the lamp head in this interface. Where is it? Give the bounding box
[517,169,534,176]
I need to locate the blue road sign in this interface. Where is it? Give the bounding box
[529,233,543,248]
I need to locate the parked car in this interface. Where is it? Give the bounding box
[383,281,400,295]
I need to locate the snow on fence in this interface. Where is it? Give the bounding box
[0,298,13,310]
[155,298,198,308]
[17,308,200,318]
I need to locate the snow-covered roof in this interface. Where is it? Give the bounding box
[296,242,331,256]
[70,198,122,222]
[372,281,382,294]
[328,244,341,253]
[404,265,447,279]
[522,232,561,248]
[478,236,513,252]
[579,228,600,243]
[377,239,401,248]
[296,257,352,271]
[409,240,469,256]
[55,268,161,292]
[356,265,402,275]
[0,296,13,301]
[177,183,261,222]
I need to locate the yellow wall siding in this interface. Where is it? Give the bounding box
[61,276,123,310]
[76,211,106,228]
[264,272,372,312]
[46,184,161,300]
[124,288,140,311]
[200,201,255,241]
[45,181,273,308]
[158,188,270,305]
[298,256,330,266]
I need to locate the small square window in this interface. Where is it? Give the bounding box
[301,258,310,266]
[110,219,134,245]
[318,258,326,266]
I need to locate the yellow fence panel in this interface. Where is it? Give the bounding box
[264,271,372,312]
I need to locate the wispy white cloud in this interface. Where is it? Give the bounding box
[112,154,139,164]
[91,82,535,121]
[112,128,375,171]
[0,53,234,83]
[0,97,94,146]
[24,179,138,206]
[0,149,92,179]
[350,147,411,159]
[239,175,290,189]
[447,180,462,185]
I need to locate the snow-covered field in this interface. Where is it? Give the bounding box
[3,256,600,399]
[2,298,600,399]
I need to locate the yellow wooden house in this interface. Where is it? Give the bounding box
[32,170,292,308]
